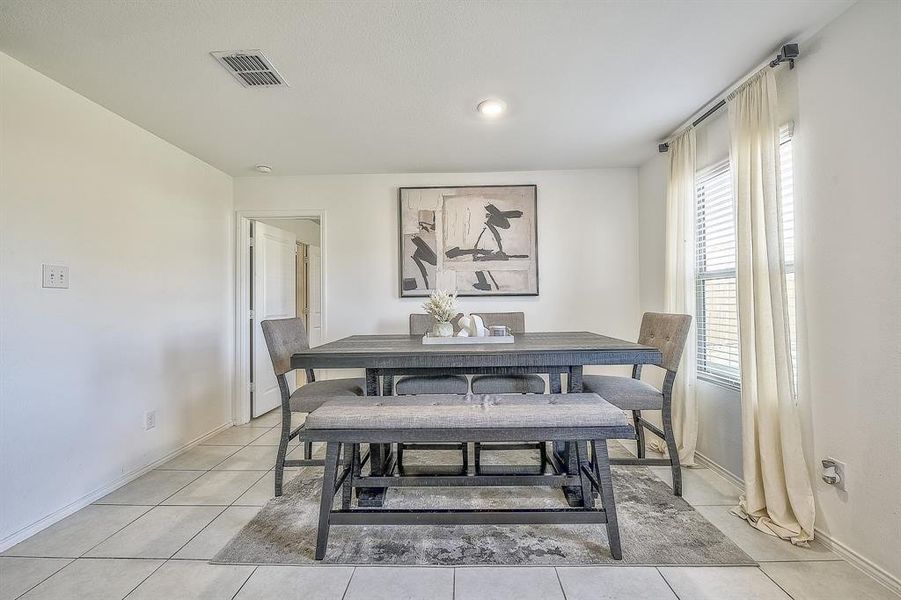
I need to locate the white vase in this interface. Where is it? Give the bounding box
[432,321,453,337]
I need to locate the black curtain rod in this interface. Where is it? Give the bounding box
[658,43,799,153]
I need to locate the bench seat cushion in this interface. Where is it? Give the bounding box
[581,375,663,410]
[289,378,366,413]
[305,393,628,430]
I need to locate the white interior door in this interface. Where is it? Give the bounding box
[308,245,322,347]
[252,221,297,418]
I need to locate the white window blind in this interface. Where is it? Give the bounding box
[694,124,796,391]
[695,160,740,388]
[779,125,798,395]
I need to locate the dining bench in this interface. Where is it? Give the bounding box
[300,393,634,560]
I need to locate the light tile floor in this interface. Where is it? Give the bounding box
[1,410,898,600]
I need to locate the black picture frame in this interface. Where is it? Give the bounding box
[398,184,539,298]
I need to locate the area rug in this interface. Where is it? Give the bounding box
[213,450,755,566]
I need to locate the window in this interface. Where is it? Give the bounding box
[779,126,798,394]
[695,160,740,388]
[694,124,797,391]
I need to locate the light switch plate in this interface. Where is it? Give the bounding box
[42,264,69,289]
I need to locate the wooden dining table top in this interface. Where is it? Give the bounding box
[290,331,662,370]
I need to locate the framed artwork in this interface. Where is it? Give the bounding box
[399,185,538,297]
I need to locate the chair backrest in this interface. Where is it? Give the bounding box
[261,317,310,376]
[637,312,692,373]
[409,313,462,335]
[472,312,526,334]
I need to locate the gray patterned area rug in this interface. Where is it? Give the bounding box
[213,451,754,566]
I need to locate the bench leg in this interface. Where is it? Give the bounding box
[315,442,342,560]
[592,439,622,560]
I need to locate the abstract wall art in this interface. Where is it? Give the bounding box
[399,185,538,297]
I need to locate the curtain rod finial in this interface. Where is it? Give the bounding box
[658,143,670,153]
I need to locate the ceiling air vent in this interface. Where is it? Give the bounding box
[211,50,287,88]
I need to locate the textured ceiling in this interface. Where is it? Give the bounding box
[0,0,851,175]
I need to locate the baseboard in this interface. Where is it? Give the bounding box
[812,527,901,595]
[693,451,900,595]
[694,450,744,489]
[0,421,233,553]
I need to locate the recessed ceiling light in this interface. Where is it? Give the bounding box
[477,99,507,117]
[255,164,272,174]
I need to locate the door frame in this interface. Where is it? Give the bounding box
[233,209,327,426]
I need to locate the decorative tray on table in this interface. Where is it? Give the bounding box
[421,334,515,345]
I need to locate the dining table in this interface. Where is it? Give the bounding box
[290,331,663,507]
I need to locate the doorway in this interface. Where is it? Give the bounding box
[234,212,325,424]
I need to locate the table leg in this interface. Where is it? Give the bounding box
[358,369,389,507]
[561,365,585,507]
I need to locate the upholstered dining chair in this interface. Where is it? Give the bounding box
[582,312,692,496]
[469,312,546,394]
[261,317,366,496]
[469,312,548,472]
[394,313,469,472]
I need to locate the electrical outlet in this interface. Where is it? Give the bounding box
[822,457,847,491]
[144,410,157,431]
[42,264,69,289]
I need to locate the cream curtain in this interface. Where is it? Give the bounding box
[728,70,815,544]
[654,128,699,466]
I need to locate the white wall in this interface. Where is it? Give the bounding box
[235,170,641,363]
[636,0,901,584]
[0,53,234,548]
[793,0,901,583]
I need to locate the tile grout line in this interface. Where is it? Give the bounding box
[758,565,800,599]
[230,564,258,600]
[120,557,169,600]
[554,566,569,600]
[340,566,357,599]
[71,505,156,560]
[656,566,683,600]
[8,557,75,600]
[167,505,230,559]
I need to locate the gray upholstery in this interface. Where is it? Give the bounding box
[639,312,692,372]
[472,312,525,333]
[260,318,309,376]
[289,378,366,412]
[305,393,629,430]
[581,375,663,410]
[409,313,463,335]
[397,314,468,395]
[471,374,545,394]
[470,312,542,395]
[394,374,469,395]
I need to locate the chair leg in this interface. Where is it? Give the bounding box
[315,442,341,560]
[633,410,646,459]
[304,441,313,460]
[274,411,291,497]
[539,442,548,473]
[473,442,482,474]
[592,439,622,560]
[460,442,469,475]
[662,396,682,496]
[396,443,405,474]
